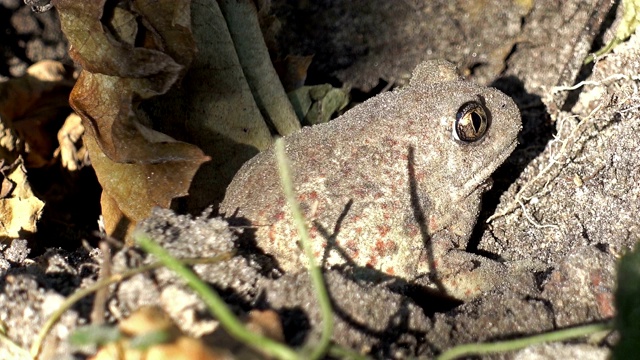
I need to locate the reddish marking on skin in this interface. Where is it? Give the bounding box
[341,168,353,178]
[595,292,614,317]
[342,238,359,260]
[590,272,614,317]
[377,225,391,237]
[374,238,398,257]
[354,188,368,198]
[428,215,439,232]
[309,191,318,200]
[407,225,419,238]
[384,137,399,147]
[464,287,475,298]
[268,226,277,244]
[386,267,395,275]
[375,240,385,256]
[275,211,286,221]
[366,258,376,267]
[309,225,318,238]
[417,250,429,263]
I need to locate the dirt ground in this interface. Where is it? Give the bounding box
[0,0,637,359]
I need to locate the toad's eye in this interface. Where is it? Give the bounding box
[453,101,488,142]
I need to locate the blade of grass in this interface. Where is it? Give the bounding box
[436,321,613,360]
[30,254,232,359]
[274,138,334,359]
[0,331,32,360]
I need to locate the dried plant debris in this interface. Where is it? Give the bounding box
[53,0,315,238]
[87,306,227,360]
[0,158,44,240]
[54,0,210,240]
[0,60,75,167]
[274,55,314,93]
[24,0,53,13]
[84,307,286,360]
[54,112,88,172]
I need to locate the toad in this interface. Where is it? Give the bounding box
[220,60,521,300]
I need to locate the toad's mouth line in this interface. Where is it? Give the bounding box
[458,138,518,201]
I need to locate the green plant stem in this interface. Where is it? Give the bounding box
[436,321,613,360]
[275,138,334,359]
[1,331,32,360]
[30,254,231,359]
[135,233,300,360]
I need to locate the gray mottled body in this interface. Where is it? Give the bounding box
[220,60,521,299]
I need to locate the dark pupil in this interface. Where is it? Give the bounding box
[470,112,482,132]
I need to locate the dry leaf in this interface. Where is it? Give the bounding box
[0,60,75,167]
[91,306,230,360]
[89,307,285,360]
[244,310,284,343]
[54,0,210,240]
[274,55,314,92]
[86,134,207,239]
[54,0,301,230]
[0,157,44,240]
[207,309,285,359]
[55,112,87,171]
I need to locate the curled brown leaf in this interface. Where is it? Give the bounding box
[54,0,209,240]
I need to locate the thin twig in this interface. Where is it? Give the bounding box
[90,241,112,325]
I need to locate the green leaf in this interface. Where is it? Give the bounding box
[586,0,640,63]
[129,329,174,349]
[288,84,349,125]
[613,242,640,359]
[69,324,122,346]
